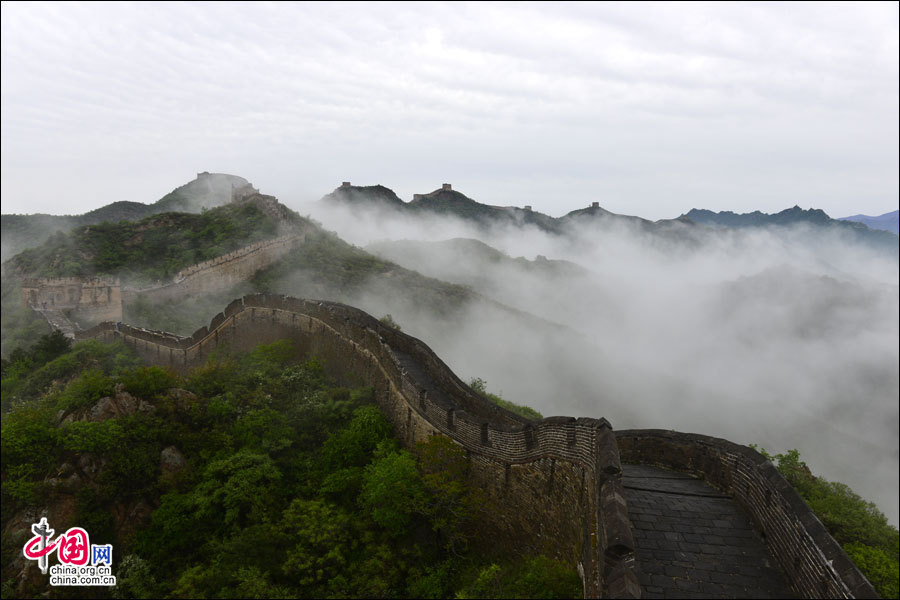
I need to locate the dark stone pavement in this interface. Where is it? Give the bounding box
[623,464,793,599]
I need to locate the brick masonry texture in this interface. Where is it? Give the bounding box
[76,294,636,598]
[73,296,878,599]
[617,431,878,599]
[624,464,792,599]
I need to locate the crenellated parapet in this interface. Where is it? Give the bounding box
[615,430,878,599]
[74,295,877,599]
[172,235,300,282]
[22,276,122,326]
[76,294,638,598]
[122,235,303,309]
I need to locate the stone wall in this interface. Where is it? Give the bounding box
[74,295,879,599]
[22,277,122,326]
[122,235,301,309]
[76,294,639,598]
[615,429,878,599]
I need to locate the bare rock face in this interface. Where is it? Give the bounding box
[4,498,78,597]
[160,446,187,478]
[166,388,198,413]
[89,393,136,421]
[58,386,156,425]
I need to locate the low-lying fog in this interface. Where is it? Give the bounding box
[300,198,899,525]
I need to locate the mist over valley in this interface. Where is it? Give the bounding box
[308,183,900,526]
[3,4,898,596]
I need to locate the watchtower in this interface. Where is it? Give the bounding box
[231,182,259,203]
[341,181,351,188]
[442,183,452,191]
[591,202,599,208]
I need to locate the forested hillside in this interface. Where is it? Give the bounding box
[6,203,279,285]
[1,335,579,599]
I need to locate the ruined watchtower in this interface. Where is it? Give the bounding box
[231,182,259,203]
[21,276,123,325]
[442,183,452,191]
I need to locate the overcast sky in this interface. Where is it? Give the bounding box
[1,1,898,220]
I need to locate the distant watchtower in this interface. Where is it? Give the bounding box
[524,205,532,211]
[442,183,452,191]
[231,182,259,203]
[341,181,351,188]
[591,202,599,208]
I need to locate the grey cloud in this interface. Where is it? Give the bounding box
[2,2,896,219]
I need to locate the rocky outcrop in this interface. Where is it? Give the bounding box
[57,384,156,425]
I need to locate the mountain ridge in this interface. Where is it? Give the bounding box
[1,172,248,261]
[837,210,899,235]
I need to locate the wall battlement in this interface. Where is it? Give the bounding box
[121,234,303,309]
[73,296,877,599]
[76,294,637,598]
[22,276,122,326]
[172,234,300,281]
[616,430,878,599]
[230,181,259,203]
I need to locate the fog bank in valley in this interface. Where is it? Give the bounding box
[300,198,900,525]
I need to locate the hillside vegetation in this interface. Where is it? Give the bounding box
[754,446,899,598]
[6,203,279,285]
[0,173,247,262]
[1,335,578,599]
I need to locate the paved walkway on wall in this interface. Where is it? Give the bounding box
[623,464,793,599]
[36,309,79,339]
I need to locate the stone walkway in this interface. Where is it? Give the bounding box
[623,464,793,599]
[36,309,79,339]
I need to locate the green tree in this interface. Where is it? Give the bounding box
[193,451,282,532]
[280,498,357,594]
[417,435,486,552]
[360,441,426,534]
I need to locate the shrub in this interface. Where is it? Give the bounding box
[57,368,115,412]
[755,446,899,598]
[120,366,180,399]
[469,377,543,420]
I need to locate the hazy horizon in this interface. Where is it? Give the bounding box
[301,194,899,526]
[2,171,898,224]
[2,2,898,220]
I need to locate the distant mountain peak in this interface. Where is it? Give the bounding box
[837,210,899,235]
[409,184,477,204]
[684,206,832,227]
[683,205,897,251]
[321,182,405,208]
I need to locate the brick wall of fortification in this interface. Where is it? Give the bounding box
[122,235,301,310]
[74,296,878,599]
[615,430,878,599]
[76,294,639,598]
[22,277,122,325]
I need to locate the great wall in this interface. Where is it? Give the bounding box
[20,183,307,335]
[14,180,881,598]
[72,294,878,599]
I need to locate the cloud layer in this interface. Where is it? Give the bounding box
[2,2,898,218]
[305,196,899,525]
